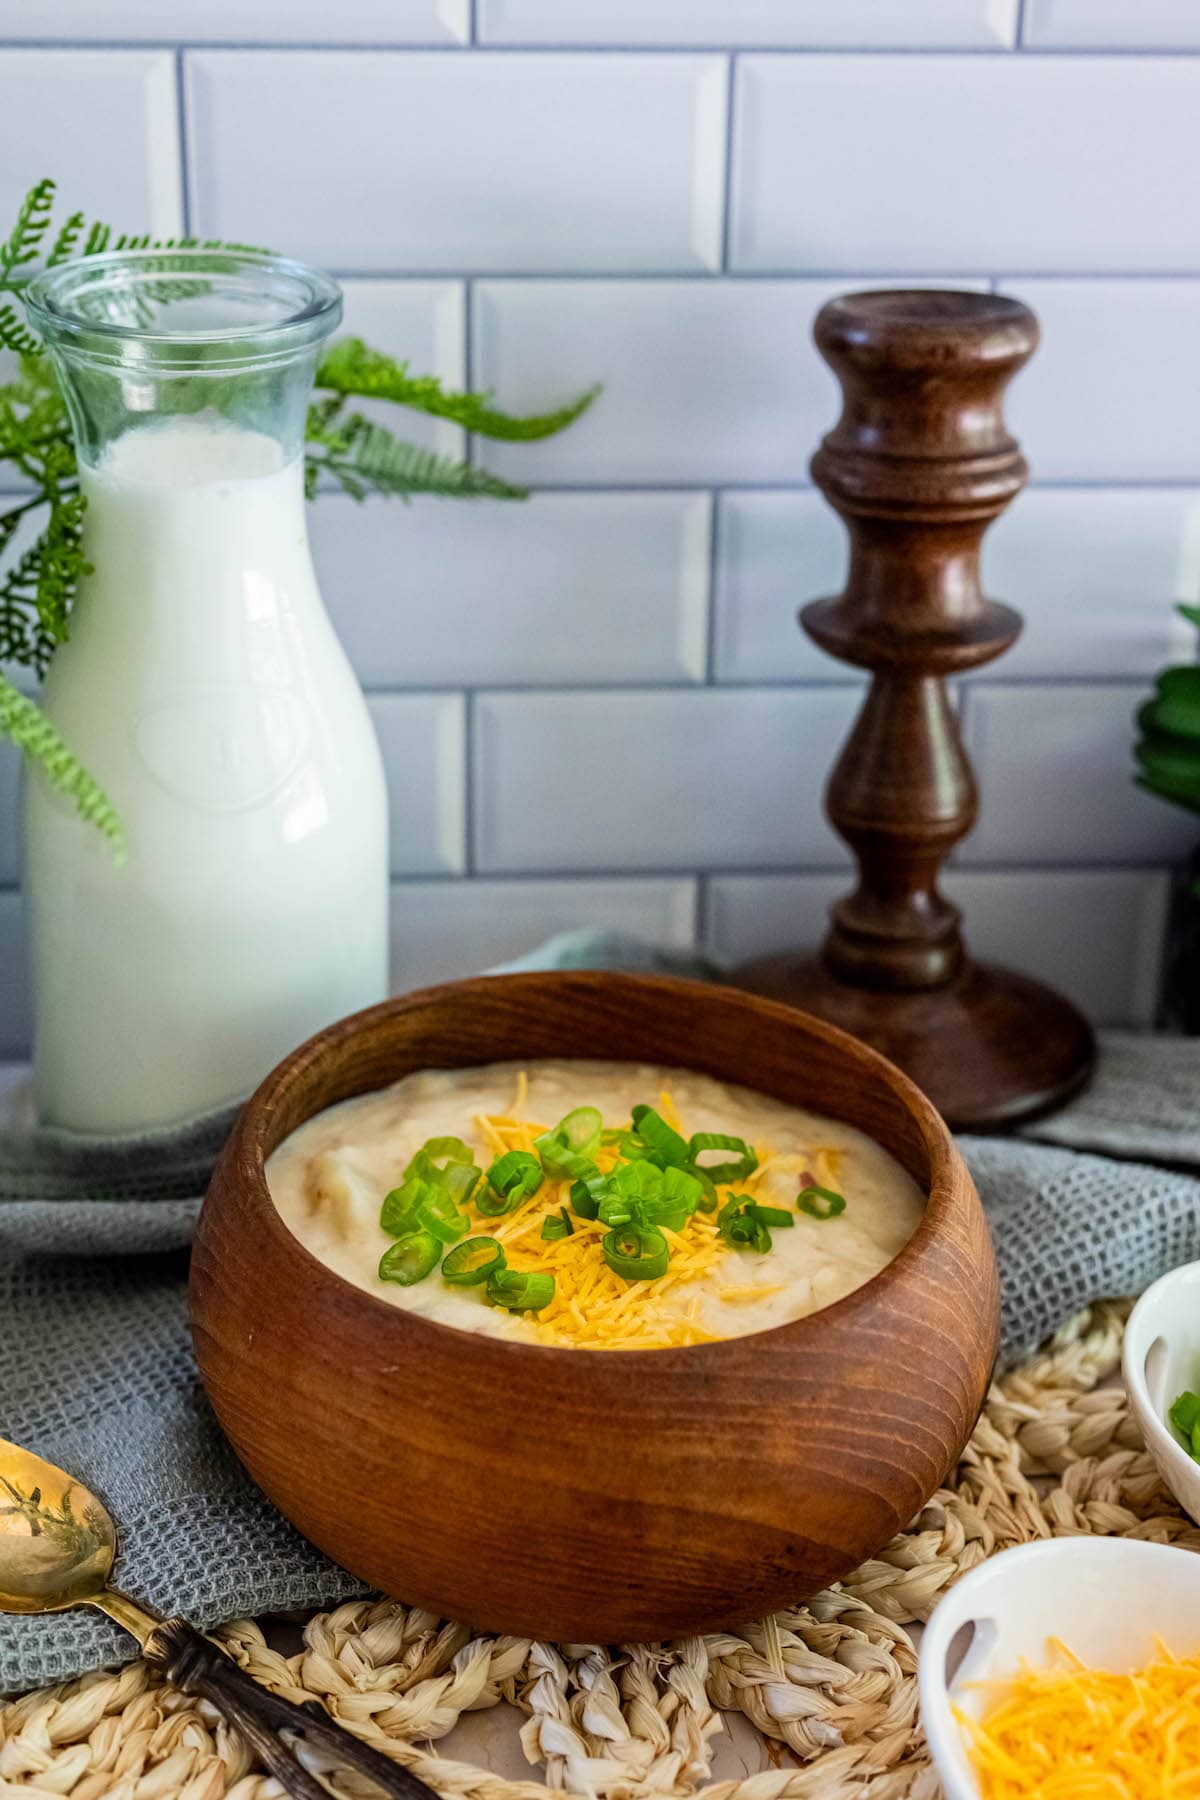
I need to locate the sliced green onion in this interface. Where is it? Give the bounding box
[380,1175,436,1237]
[404,1136,474,1182]
[442,1161,481,1207]
[535,1106,604,1180]
[480,1149,543,1214]
[630,1104,690,1168]
[602,1224,670,1282]
[597,1159,664,1227]
[569,1175,605,1219]
[486,1268,556,1312]
[415,1189,470,1244]
[687,1132,758,1184]
[750,1204,794,1229]
[442,1236,505,1287]
[378,1229,441,1286]
[541,1213,569,1241]
[718,1198,771,1253]
[797,1184,847,1220]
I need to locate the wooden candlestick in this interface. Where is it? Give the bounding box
[736,290,1095,1129]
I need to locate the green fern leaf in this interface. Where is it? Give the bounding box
[82,219,111,257]
[0,303,41,356]
[46,209,85,267]
[0,672,124,859]
[1179,603,1200,631]
[307,411,530,501]
[0,178,56,275]
[316,337,599,442]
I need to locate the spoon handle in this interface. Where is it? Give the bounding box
[142,1615,440,1800]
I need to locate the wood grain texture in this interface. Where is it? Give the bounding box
[736,289,1095,1128]
[189,971,999,1643]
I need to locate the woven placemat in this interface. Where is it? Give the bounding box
[1,1296,1195,1800]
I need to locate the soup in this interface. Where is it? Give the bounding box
[267,1059,925,1350]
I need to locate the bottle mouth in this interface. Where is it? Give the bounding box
[22,249,343,373]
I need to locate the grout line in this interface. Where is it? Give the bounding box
[358,674,1168,697]
[468,0,478,48]
[693,874,711,951]
[462,689,477,874]
[718,53,737,272]
[327,268,1200,284]
[463,275,476,469]
[174,48,192,235]
[0,859,1179,894]
[703,491,721,684]
[1015,0,1031,50]
[2,39,1196,55]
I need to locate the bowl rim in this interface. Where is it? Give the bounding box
[205,968,977,1365]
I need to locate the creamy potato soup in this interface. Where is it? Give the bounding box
[267,1060,925,1351]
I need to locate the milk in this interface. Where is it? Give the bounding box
[24,413,388,1132]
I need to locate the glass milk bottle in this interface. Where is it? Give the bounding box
[22,251,388,1132]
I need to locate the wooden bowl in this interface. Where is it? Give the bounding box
[190,971,998,1642]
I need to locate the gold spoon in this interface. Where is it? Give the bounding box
[0,1437,438,1800]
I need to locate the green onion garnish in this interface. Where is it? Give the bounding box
[749,1204,793,1229]
[602,1224,670,1281]
[541,1213,569,1241]
[569,1174,604,1219]
[380,1175,436,1237]
[718,1198,771,1253]
[1169,1390,1200,1463]
[536,1106,604,1180]
[378,1229,442,1286]
[687,1132,758,1184]
[442,1236,505,1287]
[797,1185,847,1219]
[630,1104,690,1168]
[479,1149,543,1215]
[414,1188,470,1244]
[486,1268,556,1312]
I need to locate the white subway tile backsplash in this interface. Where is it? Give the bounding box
[1026,0,1200,49]
[474,687,860,872]
[705,866,1170,1026]
[986,489,1200,677]
[961,682,1199,866]
[716,487,1199,683]
[479,0,1016,48]
[731,56,1200,274]
[474,281,890,486]
[369,693,466,875]
[715,492,850,682]
[0,0,470,42]
[473,278,982,486]
[336,282,466,456]
[474,281,824,484]
[314,492,711,687]
[390,875,697,990]
[187,51,727,273]
[0,891,29,1060]
[0,51,181,240]
[1005,281,1200,482]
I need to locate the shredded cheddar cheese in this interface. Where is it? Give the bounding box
[959,1638,1200,1800]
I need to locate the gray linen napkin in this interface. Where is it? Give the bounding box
[2,932,1198,1692]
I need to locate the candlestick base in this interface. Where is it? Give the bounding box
[733,954,1095,1131]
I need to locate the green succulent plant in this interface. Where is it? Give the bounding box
[1135,605,1200,828]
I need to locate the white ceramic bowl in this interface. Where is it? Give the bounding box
[1124,1261,1200,1526]
[919,1537,1200,1800]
